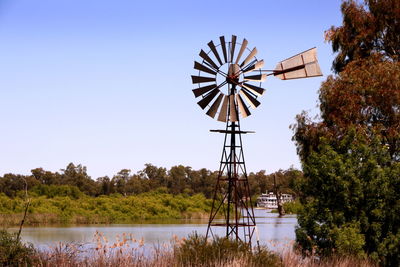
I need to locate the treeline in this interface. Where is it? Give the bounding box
[0,163,302,198]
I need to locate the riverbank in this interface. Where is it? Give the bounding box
[0,191,212,226]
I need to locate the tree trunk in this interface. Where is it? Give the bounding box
[273,174,285,217]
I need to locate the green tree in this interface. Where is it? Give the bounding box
[248,170,270,197]
[111,169,131,195]
[126,174,150,194]
[293,1,400,263]
[31,168,61,185]
[96,176,114,195]
[168,165,189,195]
[0,174,39,197]
[139,163,168,188]
[60,163,98,196]
[189,168,216,198]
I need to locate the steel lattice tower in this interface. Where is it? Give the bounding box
[206,85,257,246]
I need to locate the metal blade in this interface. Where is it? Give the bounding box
[217,95,229,122]
[240,89,260,109]
[206,93,223,118]
[304,61,322,77]
[219,36,227,63]
[242,83,265,96]
[192,84,217,97]
[235,38,248,64]
[207,41,223,66]
[230,35,237,63]
[197,88,219,109]
[191,75,216,84]
[242,59,264,73]
[240,47,257,67]
[236,94,251,118]
[274,47,323,80]
[243,74,267,82]
[229,94,238,122]
[199,50,219,70]
[194,61,217,75]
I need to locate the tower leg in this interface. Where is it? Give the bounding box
[206,120,257,247]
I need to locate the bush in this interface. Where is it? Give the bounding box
[0,229,38,266]
[30,184,84,199]
[0,191,212,226]
[332,222,366,257]
[174,233,281,267]
[283,200,303,214]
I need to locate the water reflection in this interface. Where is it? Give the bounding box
[11,209,297,251]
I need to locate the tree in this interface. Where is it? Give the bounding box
[96,176,114,195]
[31,168,61,185]
[111,169,131,196]
[189,168,216,198]
[326,0,399,73]
[139,164,168,189]
[248,171,270,197]
[60,163,98,196]
[293,1,400,264]
[0,174,39,197]
[168,165,189,195]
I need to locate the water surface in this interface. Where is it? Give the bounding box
[12,209,297,251]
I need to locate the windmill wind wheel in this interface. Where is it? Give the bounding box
[191,35,322,122]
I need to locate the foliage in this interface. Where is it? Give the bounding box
[294,128,400,263]
[0,163,301,203]
[326,0,399,72]
[293,1,400,265]
[0,190,213,225]
[30,184,84,199]
[0,229,38,266]
[282,200,303,215]
[332,222,366,257]
[174,233,281,267]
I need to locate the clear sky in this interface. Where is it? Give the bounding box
[0,0,343,179]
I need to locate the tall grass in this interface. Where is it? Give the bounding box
[0,230,378,267]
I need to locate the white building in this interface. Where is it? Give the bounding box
[256,191,294,209]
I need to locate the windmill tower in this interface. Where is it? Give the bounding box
[191,35,322,246]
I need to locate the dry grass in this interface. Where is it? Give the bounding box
[280,247,378,267]
[0,213,60,226]
[25,232,378,267]
[36,231,175,267]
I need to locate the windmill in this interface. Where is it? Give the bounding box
[191,35,322,246]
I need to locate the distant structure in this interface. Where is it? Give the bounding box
[191,35,322,247]
[256,192,294,209]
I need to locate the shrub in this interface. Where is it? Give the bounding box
[283,200,303,214]
[30,184,83,199]
[174,233,281,267]
[0,229,38,266]
[332,222,366,257]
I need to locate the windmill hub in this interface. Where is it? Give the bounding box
[226,63,240,85]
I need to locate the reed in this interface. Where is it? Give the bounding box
[0,229,378,266]
[32,233,377,267]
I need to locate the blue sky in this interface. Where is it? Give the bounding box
[0,0,343,178]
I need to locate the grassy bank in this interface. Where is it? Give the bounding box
[0,190,212,226]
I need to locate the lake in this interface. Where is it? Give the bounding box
[11,209,297,252]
